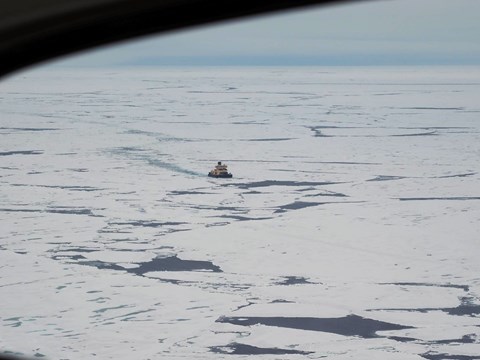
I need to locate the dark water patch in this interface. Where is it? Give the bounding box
[387,335,419,343]
[69,168,89,173]
[46,207,98,216]
[225,180,339,189]
[205,222,230,227]
[274,201,326,213]
[217,215,273,222]
[88,296,110,303]
[156,278,184,285]
[112,246,174,252]
[270,299,295,304]
[295,187,317,192]
[241,138,295,142]
[434,334,477,344]
[109,220,186,228]
[306,161,381,165]
[400,107,464,111]
[4,321,22,328]
[444,301,480,316]
[113,146,147,152]
[46,241,71,245]
[386,334,476,345]
[367,175,406,182]
[435,172,476,179]
[392,131,438,137]
[304,191,348,198]
[0,207,100,217]
[217,314,413,338]
[276,276,315,285]
[93,304,130,314]
[0,150,43,156]
[233,300,256,312]
[421,352,480,360]
[210,343,312,355]
[369,297,480,316]
[130,256,222,275]
[57,248,98,253]
[168,190,213,195]
[307,127,333,138]
[119,309,155,321]
[381,282,469,292]
[230,121,267,125]
[0,208,40,213]
[0,127,60,132]
[43,185,102,192]
[242,190,262,195]
[188,204,246,212]
[76,256,222,275]
[4,317,22,322]
[61,332,85,338]
[398,197,480,201]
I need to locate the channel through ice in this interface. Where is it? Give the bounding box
[1,67,480,359]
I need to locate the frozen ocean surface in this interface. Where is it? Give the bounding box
[1,66,480,359]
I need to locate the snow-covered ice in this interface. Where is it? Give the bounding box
[1,66,480,359]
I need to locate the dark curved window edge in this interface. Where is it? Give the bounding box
[0,0,355,78]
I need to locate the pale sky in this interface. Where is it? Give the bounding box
[56,0,480,66]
